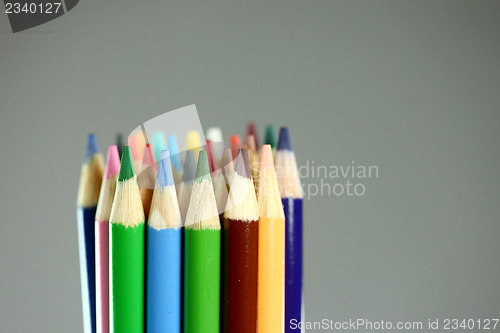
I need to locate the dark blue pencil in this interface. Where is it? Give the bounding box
[276,128,304,332]
[77,133,104,333]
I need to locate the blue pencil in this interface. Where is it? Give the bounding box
[147,150,182,333]
[168,134,183,184]
[276,128,304,332]
[77,133,104,333]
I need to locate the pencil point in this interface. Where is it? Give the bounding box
[264,126,276,148]
[129,135,143,161]
[247,122,260,147]
[234,149,252,179]
[168,134,183,171]
[115,133,124,158]
[142,143,157,167]
[195,151,212,183]
[86,133,100,159]
[186,130,202,150]
[230,135,242,159]
[278,127,292,151]
[260,145,275,170]
[245,134,257,152]
[206,140,218,172]
[157,150,175,187]
[153,132,167,162]
[119,146,136,181]
[182,150,196,182]
[105,145,121,179]
[206,127,223,142]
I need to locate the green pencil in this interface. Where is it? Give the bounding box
[109,146,145,333]
[184,151,221,333]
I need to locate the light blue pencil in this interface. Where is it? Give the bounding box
[147,150,182,333]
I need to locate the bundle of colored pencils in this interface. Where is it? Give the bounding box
[76,123,303,333]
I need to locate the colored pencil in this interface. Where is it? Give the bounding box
[246,122,260,148]
[221,148,235,191]
[147,150,182,333]
[109,146,146,333]
[257,145,286,333]
[129,134,143,174]
[115,134,124,158]
[222,149,259,333]
[264,126,276,149]
[208,140,229,218]
[244,134,260,192]
[276,128,304,333]
[206,127,223,143]
[95,145,120,333]
[230,134,242,159]
[186,130,203,157]
[139,143,157,219]
[168,134,183,184]
[178,150,196,223]
[184,151,221,333]
[77,134,105,333]
[153,132,167,162]
[206,127,224,167]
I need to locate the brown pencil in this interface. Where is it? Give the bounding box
[222,149,259,333]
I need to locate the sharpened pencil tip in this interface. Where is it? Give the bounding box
[186,130,202,150]
[234,149,252,179]
[86,133,100,159]
[260,145,275,170]
[195,151,212,183]
[182,150,196,182]
[278,127,292,151]
[157,150,175,187]
[245,134,257,152]
[118,146,136,181]
[206,140,218,172]
[142,143,157,166]
[206,127,223,143]
[247,122,260,147]
[129,135,143,161]
[264,126,276,148]
[153,132,167,162]
[168,134,183,171]
[105,145,121,179]
[115,133,123,158]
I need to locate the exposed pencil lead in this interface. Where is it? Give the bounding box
[260,145,275,170]
[129,135,143,161]
[264,126,277,148]
[195,151,212,183]
[142,143,157,167]
[206,140,218,172]
[168,134,183,171]
[157,150,175,187]
[206,127,223,143]
[118,146,136,181]
[234,149,252,179]
[278,127,292,151]
[86,133,100,159]
[247,122,260,148]
[182,150,196,182]
[104,145,121,180]
[153,132,167,162]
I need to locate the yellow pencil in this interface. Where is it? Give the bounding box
[257,144,285,333]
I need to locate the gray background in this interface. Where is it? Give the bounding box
[1,1,499,332]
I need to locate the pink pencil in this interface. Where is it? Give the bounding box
[95,145,120,333]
